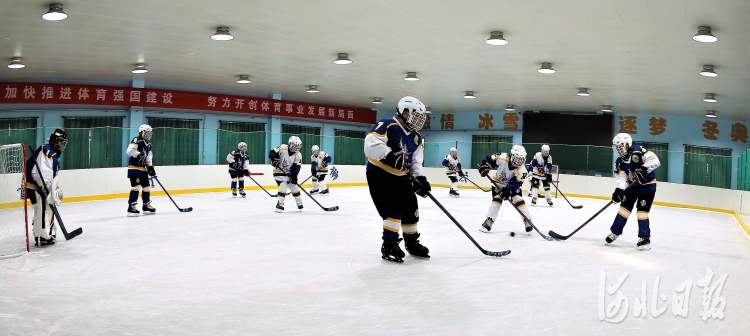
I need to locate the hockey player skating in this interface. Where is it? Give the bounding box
[529,144,554,206]
[310,145,332,195]
[364,96,431,262]
[607,133,660,250]
[268,136,303,212]
[441,147,464,197]
[126,124,157,216]
[24,128,67,246]
[477,145,532,233]
[227,142,250,197]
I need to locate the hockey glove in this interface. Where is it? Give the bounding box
[612,188,625,203]
[413,175,431,198]
[478,163,491,177]
[240,169,249,176]
[136,153,147,165]
[633,169,648,185]
[147,166,156,177]
[271,157,281,169]
[546,174,553,183]
[232,162,242,170]
[500,187,514,200]
[458,170,465,178]
[321,161,328,168]
[383,147,406,172]
[289,174,298,185]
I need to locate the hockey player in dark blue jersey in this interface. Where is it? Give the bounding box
[364,96,431,262]
[607,133,661,250]
[227,142,250,197]
[126,124,156,216]
[25,128,67,246]
[529,144,554,206]
[441,147,463,197]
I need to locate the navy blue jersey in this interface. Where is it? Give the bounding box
[25,144,60,189]
[614,145,660,192]
[529,152,553,178]
[227,149,250,172]
[127,136,152,178]
[364,117,425,176]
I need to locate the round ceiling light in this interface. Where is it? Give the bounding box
[131,63,148,74]
[372,97,382,104]
[504,105,515,111]
[576,88,590,96]
[693,26,717,43]
[7,57,25,69]
[333,53,352,65]
[602,105,613,112]
[306,85,320,93]
[705,110,717,118]
[485,31,508,46]
[236,75,251,84]
[211,26,234,41]
[703,93,717,103]
[42,3,67,21]
[538,62,555,74]
[699,65,718,77]
[463,91,477,99]
[404,72,419,81]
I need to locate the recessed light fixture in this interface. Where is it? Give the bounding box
[236,75,251,84]
[425,107,432,113]
[576,88,590,96]
[7,57,25,69]
[463,91,477,99]
[211,26,234,41]
[404,72,419,81]
[602,105,613,112]
[306,85,320,93]
[705,110,718,118]
[372,97,382,104]
[485,31,508,46]
[693,26,717,43]
[504,105,515,111]
[333,53,352,65]
[131,63,148,74]
[699,65,718,77]
[42,3,67,21]
[538,62,555,74]
[703,93,717,103]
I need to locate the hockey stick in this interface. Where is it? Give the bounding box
[550,181,582,209]
[300,174,314,185]
[410,173,510,257]
[485,175,557,241]
[282,171,338,211]
[34,162,82,240]
[464,177,491,192]
[548,184,634,240]
[247,175,277,197]
[152,176,193,212]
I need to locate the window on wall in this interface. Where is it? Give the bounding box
[633,141,669,182]
[684,145,732,188]
[0,118,37,158]
[471,135,513,168]
[62,117,124,169]
[739,149,750,191]
[147,117,200,166]
[334,129,366,165]
[218,121,265,164]
[281,125,321,164]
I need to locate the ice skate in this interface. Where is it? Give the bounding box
[297,203,303,210]
[142,201,156,215]
[605,233,618,244]
[523,219,533,232]
[310,188,319,194]
[231,188,237,197]
[381,238,405,262]
[39,236,55,246]
[404,233,430,258]
[637,238,651,251]
[480,217,494,233]
[275,201,284,213]
[239,188,246,198]
[319,188,329,195]
[127,203,140,217]
[531,197,537,206]
[449,189,459,198]
[547,198,553,206]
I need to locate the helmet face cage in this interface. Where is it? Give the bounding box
[288,136,301,153]
[55,138,68,152]
[238,142,247,154]
[404,109,426,131]
[139,124,153,141]
[49,129,68,152]
[450,147,457,158]
[612,133,632,159]
[311,145,320,156]
[511,153,526,167]
[541,145,550,157]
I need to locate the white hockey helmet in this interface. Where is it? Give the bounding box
[510,145,527,167]
[541,144,550,157]
[397,96,428,131]
[612,133,633,159]
[238,142,247,153]
[311,144,320,156]
[449,147,457,158]
[139,124,153,141]
[288,136,302,153]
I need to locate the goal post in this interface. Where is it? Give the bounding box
[0,143,29,258]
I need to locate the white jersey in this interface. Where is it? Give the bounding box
[271,144,302,179]
[489,153,527,189]
[311,151,330,175]
[443,155,461,176]
[530,152,552,179]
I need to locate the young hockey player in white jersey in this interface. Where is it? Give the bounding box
[529,144,554,206]
[477,145,533,233]
[24,128,67,246]
[441,147,464,197]
[227,142,251,197]
[310,145,332,195]
[364,96,431,262]
[126,124,156,216]
[268,136,303,212]
[607,133,661,250]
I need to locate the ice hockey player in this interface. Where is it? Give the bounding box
[227,142,250,197]
[126,124,156,216]
[477,145,533,233]
[364,95,431,262]
[268,136,303,212]
[529,144,554,206]
[310,144,332,195]
[441,147,464,197]
[607,133,661,250]
[24,128,67,246]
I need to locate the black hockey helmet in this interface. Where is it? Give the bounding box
[48,128,68,152]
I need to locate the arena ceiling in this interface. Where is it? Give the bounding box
[1,0,749,121]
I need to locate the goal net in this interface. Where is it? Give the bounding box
[0,144,29,258]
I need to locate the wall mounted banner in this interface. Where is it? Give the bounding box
[0,83,377,124]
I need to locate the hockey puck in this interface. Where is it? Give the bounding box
[510,232,515,237]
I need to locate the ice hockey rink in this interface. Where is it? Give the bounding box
[1,186,748,335]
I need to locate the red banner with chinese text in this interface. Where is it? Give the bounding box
[0,83,377,124]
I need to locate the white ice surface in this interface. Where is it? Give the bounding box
[1,186,749,335]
